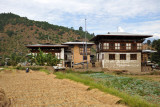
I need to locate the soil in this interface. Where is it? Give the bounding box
[128,75,160,82]
[0,70,125,107]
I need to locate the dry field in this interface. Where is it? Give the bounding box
[0,70,125,107]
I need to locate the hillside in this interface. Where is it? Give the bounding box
[0,13,95,56]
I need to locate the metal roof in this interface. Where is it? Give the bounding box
[90,32,153,41]
[99,32,152,36]
[142,50,157,53]
[26,44,68,48]
[62,42,94,45]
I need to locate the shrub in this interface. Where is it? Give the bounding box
[6,30,14,37]
[31,49,61,66]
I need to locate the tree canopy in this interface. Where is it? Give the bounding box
[151,39,160,66]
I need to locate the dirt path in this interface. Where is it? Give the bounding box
[0,70,125,107]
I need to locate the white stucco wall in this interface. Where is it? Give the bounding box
[102,52,141,73]
[60,48,64,67]
[60,48,64,59]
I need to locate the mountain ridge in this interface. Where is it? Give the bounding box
[0,13,95,56]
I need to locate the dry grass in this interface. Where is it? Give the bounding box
[0,69,125,107]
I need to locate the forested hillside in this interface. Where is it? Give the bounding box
[0,13,95,57]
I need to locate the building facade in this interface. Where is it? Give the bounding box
[90,32,152,73]
[62,41,94,67]
[26,41,94,68]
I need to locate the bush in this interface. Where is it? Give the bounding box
[30,49,61,66]
[6,30,14,37]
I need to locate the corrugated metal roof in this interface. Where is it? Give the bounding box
[26,44,68,48]
[142,50,157,53]
[90,32,152,41]
[98,32,152,36]
[62,42,94,45]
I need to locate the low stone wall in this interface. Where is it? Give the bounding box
[95,62,102,67]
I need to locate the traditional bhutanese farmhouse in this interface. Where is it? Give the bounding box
[26,41,94,68]
[62,41,94,68]
[90,32,152,73]
[26,43,68,67]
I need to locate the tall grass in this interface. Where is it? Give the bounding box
[55,72,158,107]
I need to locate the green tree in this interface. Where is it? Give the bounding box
[151,39,160,66]
[35,49,46,66]
[9,53,22,66]
[33,49,61,66]
[147,40,151,45]
[46,53,60,66]
[79,26,83,31]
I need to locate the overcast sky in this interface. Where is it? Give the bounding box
[0,0,160,40]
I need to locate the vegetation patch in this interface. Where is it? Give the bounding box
[84,73,160,105]
[55,72,158,107]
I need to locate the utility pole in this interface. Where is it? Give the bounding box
[83,20,85,69]
[85,19,88,69]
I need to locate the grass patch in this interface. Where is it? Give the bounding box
[1,66,51,74]
[149,70,160,75]
[15,66,44,70]
[55,72,158,107]
[40,69,51,74]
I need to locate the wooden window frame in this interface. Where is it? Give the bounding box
[120,43,126,50]
[115,43,120,50]
[126,43,131,50]
[130,54,137,60]
[137,43,142,50]
[131,43,137,51]
[55,53,61,59]
[83,55,87,60]
[120,54,126,60]
[79,48,83,55]
[87,48,91,55]
[109,54,115,60]
[109,43,115,50]
[79,48,91,55]
[103,43,109,50]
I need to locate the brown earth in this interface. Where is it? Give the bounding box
[0,70,126,107]
[0,88,11,107]
[126,74,160,82]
